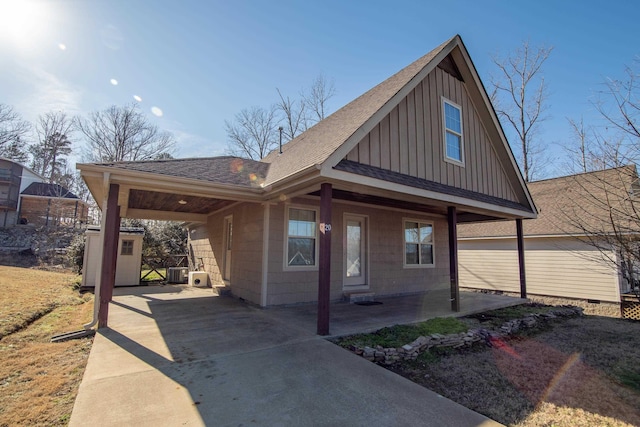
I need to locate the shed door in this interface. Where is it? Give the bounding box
[344,215,367,287]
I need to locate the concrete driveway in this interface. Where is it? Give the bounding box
[70,285,507,426]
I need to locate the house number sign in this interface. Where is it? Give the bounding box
[320,223,332,232]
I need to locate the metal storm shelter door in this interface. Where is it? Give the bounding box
[344,215,367,287]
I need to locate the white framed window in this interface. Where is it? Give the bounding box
[442,97,464,165]
[121,239,134,256]
[403,219,434,267]
[285,206,318,269]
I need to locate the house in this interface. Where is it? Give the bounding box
[0,157,42,227]
[458,166,639,307]
[0,157,88,227]
[19,182,89,227]
[77,35,537,333]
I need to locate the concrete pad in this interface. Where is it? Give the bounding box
[70,285,506,426]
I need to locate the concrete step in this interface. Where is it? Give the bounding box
[213,285,232,296]
[344,291,375,303]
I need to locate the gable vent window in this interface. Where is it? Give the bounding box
[443,98,464,165]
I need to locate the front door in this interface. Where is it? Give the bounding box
[223,216,232,282]
[344,214,367,287]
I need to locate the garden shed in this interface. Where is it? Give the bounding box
[82,226,144,288]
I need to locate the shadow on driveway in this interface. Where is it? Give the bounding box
[70,285,506,426]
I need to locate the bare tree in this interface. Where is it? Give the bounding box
[276,88,307,141]
[224,105,279,160]
[302,74,335,123]
[559,60,640,293]
[29,111,74,183]
[562,116,608,174]
[75,104,175,162]
[491,41,553,181]
[0,104,31,156]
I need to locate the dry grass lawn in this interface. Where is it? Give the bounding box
[389,314,640,427]
[0,266,94,426]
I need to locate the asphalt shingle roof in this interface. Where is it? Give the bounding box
[335,160,532,213]
[21,182,79,199]
[458,165,640,238]
[262,36,456,186]
[93,156,270,188]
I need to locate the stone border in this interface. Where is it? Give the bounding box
[351,306,584,365]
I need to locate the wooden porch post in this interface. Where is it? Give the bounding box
[317,183,332,335]
[516,218,527,298]
[448,206,460,312]
[97,184,121,329]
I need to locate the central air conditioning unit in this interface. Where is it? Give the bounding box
[188,271,209,287]
[167,267,189,284]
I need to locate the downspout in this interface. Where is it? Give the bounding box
[84,172,110,330]
[260,203,270,307]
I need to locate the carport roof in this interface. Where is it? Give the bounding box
[92,156,269,188]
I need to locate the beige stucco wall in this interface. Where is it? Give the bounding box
[458,236,621,303]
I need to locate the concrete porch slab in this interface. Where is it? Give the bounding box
[70,285,508,426]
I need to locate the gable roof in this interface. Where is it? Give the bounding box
[77,35,536,220]
[91,156,269,188]
[261,37,454,186]
[458,165,640,238]
[261,34,535,217]
[21,182,80,199]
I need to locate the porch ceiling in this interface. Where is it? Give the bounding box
[128,189,236,214]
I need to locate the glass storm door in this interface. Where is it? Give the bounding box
[344,215,367,287]
[223,216,232,282]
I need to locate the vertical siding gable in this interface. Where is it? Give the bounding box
[345,67,518,203]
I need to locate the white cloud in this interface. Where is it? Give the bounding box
[14,63,83,120]
[169,127,226,159]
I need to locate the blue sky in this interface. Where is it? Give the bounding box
[1,0,638,177]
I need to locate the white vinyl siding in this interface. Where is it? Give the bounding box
[458,237,621,302]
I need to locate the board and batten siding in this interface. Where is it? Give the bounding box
[458,237,621,302]
[346,66,517,203]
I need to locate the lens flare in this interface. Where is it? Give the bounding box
[133,95,142,102]
[151,106,163,117]
[58,43,66,50]
[230,159,244,173]
[110,78,118,86]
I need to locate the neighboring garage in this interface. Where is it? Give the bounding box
[458,166,638,305]
[458,236,622,303]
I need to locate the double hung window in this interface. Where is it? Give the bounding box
[404,221,434,267]
[443,98,464,164]
[287,207,317,267]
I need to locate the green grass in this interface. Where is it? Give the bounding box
[616,368,640,392]
[336,317,468,349]
[467,303,558,328]
[140,268,166,281]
